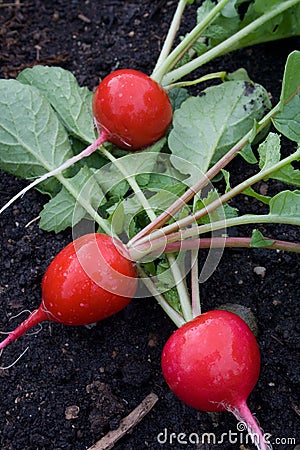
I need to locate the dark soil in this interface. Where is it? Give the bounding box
[0,1,299,450]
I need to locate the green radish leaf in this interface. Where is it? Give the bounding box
[258,134,300,186]
[197,1,300,52]
[270,162,300,188]
[160,288,182,313]
[95,148,164,200]
[273,92,300,143]
[168,87,189,110]
[120,183,187,233]
[223,203,239,219]
[278,50,300,106]
[227,68,252,83]
[196,0,215,20]
[269,190,300,218]
[243,186,271,205]
[39,187,86,233]
[156,259,182,313]
[254,0,284,13]
[17,66,96,144]
[239,143,258,164]
[146,172,183,190]
[141,258,182,313]
[168,81,270,178]
[0,79,72,197]
[221,169,231,192]
[197,0,238,45]
[147,184,187,213]
[221,1,239,18]
[192,41,207,58]
[258,133,281,171]
[194,189,238,225]
[250,229,275,247]
[39,166,106,233]
[110,183,186,235]
[108,200,125,235]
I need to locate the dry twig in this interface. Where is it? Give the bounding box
[0,1,22,7]
[87,392,159,450]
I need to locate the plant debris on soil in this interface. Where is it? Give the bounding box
[0,1,299,450]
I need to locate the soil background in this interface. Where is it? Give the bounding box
[0,1,299,450]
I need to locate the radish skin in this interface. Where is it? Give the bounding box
[161,310,270,450]
[0,234,138,350]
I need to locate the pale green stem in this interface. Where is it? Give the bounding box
[137,214,300,257]
[191,247,201,317]
[164,71,226,91]
[101,147,156,222]
[152,0,232,83]
[101,148,193,322]
[152,0,189,75]
[166,253,193,322]
[198,148,300,223]
[173,214,300,240]
[137,266,185,327]
[161,0,300,86]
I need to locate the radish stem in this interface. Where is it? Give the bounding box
[164,71,226,91]
[137,266,185,328]
[129,237,300,262]
[144,148,300,242]
[160,0,300,86]
[152,0,189,76]
[191,247,201,317]
[231,401,272,450]
[152,0,232,84]
[101,147,193,322]
[0,132,109,216]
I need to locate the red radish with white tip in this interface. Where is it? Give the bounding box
[0,233,138,350]
[161,310,271,450]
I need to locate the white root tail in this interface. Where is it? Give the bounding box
[0,134,106,215]
[229,402,273,450]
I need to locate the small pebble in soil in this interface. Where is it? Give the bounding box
[65,405,80,420]
[253,266,267,278]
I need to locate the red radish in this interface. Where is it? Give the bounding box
[93,69,173,150]
[0,233,138,349]
[0,69,173,216]
[161,310,270,450]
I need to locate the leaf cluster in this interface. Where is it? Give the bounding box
[0,3,299,321]
[192,0,300,58]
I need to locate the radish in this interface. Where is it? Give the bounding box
[0,69,173,216]
[0,233,138,349]
[92,69,173,150]
[161,310,270,450]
